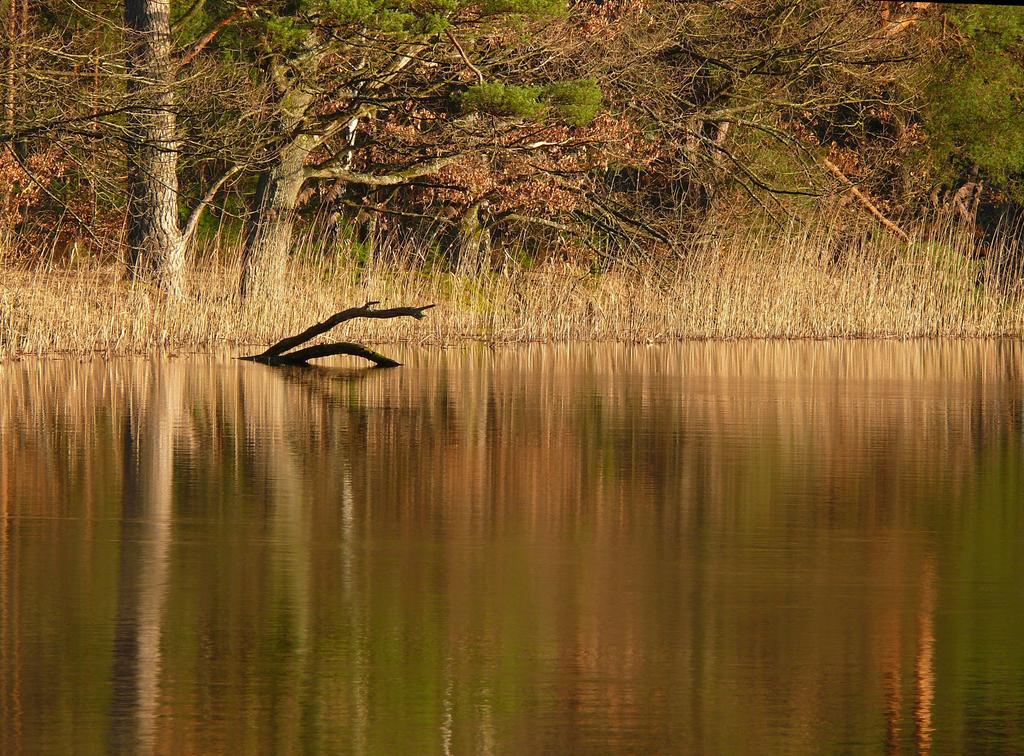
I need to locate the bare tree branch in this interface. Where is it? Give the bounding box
[822,157,909,241]
[242,301,436,367]
[305,154,464,184]
[446,29,484,85]
[179,9,245,67]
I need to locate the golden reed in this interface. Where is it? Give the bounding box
[1,216,1022,357]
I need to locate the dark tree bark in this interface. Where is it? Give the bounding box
[124,0,184,295]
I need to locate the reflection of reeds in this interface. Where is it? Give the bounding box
[3,217,1024,357]
[916,557,937,754]
[2,340,1021,525]
[0,344,1020,752]
[0,416,21,756]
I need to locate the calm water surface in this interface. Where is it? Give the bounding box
[1,342,1023,753]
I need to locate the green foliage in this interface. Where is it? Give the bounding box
[480,0,565,17]
[924,7,1024,192]
[265,0,420,42]
[264,15,309,47]
[297,0,562,35]
[461,82,546,120]
[461,80,602,125]
[542,80,602,126]
[419,12,451,35]
[953,6,1024,45]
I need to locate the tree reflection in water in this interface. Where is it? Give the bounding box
[0,342,1021,753]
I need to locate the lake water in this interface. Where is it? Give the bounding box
[1,342,1022,753]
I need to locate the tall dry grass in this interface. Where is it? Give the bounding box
[1,215,1023,358]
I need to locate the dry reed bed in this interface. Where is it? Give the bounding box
[1,222,1023,357]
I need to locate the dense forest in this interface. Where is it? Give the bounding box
[0,1,1022,301]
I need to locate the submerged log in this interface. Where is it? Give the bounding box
[241,301,435,368]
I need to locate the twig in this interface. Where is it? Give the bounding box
[446,30,484,85]
[180,163,245,246]
[5,143,107,250]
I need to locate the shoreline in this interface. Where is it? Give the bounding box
[6,331,1024,362]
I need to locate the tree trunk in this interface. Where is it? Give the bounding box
[124,0,184,295]
[239,145,306,299]
[458,200,491,274]
[239,84,316,299]
[3,2,14,135]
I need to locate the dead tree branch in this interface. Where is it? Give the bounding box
[241,300,435,367]
[822,157,909,242]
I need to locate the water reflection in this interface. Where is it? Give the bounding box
[109,363,179,754]
[1,342,1023,752]
[915,556,936,754]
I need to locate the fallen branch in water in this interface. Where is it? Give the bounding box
[240,301,435,367]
